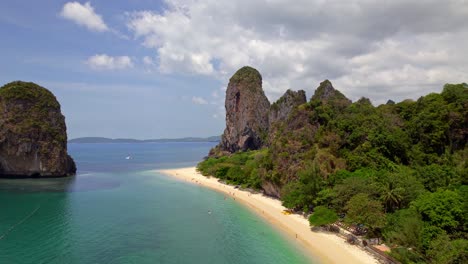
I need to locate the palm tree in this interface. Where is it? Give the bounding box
[382,180,403,213]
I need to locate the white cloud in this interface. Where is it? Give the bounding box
[86,54,134,70]
[141,56,159,73]
[212,104,225,119]
[126,0,468,104]
[208,87,226,119]
[191,96,208,105]
[143,56,155,66]
[61,2,108,32]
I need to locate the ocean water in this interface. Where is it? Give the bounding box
[0,143,314,264]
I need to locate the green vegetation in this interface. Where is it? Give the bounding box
[198,83,467,263]
[197,150,268,188]
[229,66,262,92]
[0,81,66,145]
[308,206,338,227]
[345,193,386,236]
[0,81,60,109]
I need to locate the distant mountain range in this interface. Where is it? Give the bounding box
[68,136,220,144]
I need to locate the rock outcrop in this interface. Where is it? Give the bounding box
[263,80,350,198]
[218,66,270,153]
[208,67,357,198]
[269,89,307,125]
[213,68,349,159]
[311,79,351,104]
[0,81,76,177]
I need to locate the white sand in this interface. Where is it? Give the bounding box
[158,167,379,264]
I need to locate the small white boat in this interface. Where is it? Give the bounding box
[125,156,131,160]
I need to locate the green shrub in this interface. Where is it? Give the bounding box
[308,206,338,226]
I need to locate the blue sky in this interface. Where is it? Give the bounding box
[0,0,225,139]
[1,0,467,139]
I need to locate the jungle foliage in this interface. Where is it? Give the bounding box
[198,83,467,263]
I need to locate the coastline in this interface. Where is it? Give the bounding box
[157,167,379,264]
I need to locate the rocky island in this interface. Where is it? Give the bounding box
[0,81,76,177]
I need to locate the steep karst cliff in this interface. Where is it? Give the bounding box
[269,89,306,125]
[211,67,310,157]
[217,66,271,153]
[264,80,349,197]
[203,71,355,197]
[311,79,351,106]
[0,81,76,177]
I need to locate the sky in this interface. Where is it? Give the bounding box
[0,0,467,139]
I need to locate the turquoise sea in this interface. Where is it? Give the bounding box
[0,142,314,264]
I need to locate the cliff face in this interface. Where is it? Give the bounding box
[212,67,310,156]
[204,68,359,198]
[0,81,76,177]
[218,66,270,153]
[265,81,349,197]
[311,79,351,107]
[269,89,306,125]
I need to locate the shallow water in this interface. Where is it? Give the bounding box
[0,142,314,263]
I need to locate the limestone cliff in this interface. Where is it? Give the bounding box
[217,66,270,153]
[0,81,76,177]
[204,68,357,198]
[310,79,351,106]
[264,80,349,197]
[269,89,306,125]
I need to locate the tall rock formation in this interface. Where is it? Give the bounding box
[218,66,270,153]
[269,89,307,125]
[0,81,76,177]
[264,80,349,197]
[311,79,351,107]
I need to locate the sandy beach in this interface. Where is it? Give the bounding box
[158,167,378,264]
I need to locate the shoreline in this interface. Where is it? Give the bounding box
[157,167,378,264]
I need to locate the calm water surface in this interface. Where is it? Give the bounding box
[0,143,314,264]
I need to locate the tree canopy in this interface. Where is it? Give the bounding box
[198,83,467,263]
[308,206,338,226]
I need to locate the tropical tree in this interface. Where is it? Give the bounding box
[384,208,424,251]
[412,190,464,232]
[308,206,338,227]
[345,193,386,236]
[381,179,404,213]
[427,232,468,264]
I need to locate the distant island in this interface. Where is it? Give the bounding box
[68,136,220,144]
